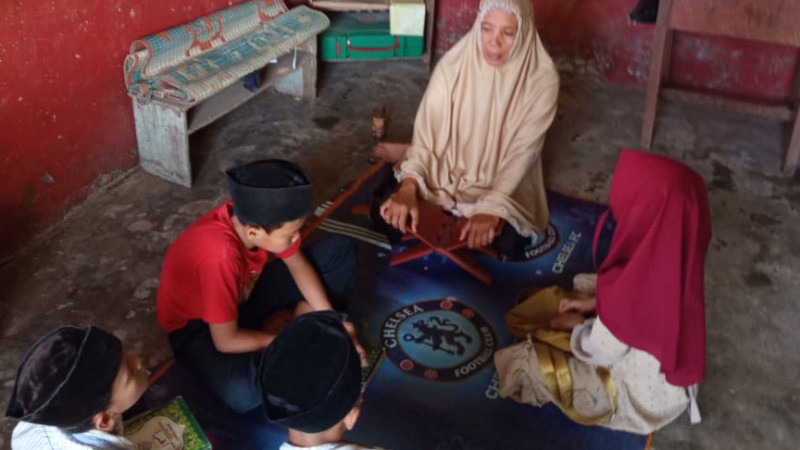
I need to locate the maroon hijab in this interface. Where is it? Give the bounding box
[595,149,711,387]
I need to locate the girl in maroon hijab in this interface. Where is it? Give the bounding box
[494,149,711,434]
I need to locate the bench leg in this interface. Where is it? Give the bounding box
[133,100,192,187]
[300,38,318,101]
[274,60,317,100]
[275,39,317,101]
[301,54,318,101]
[275,67,308,99]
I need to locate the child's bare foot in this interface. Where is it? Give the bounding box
[374,142,410,163]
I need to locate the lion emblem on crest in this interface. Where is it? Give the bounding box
[382,299,497,382]
[403,317,473,356]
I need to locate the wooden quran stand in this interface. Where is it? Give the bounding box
[389,200,499,285]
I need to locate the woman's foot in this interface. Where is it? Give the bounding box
[374,141,410,163]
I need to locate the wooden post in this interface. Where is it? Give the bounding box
[640,0,673,149]
[783,55,800,176]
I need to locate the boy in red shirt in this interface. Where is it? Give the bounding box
[156,159,360,413]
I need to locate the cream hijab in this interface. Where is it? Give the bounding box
[397,0,559,236]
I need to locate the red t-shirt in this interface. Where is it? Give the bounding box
[156,201,301,333]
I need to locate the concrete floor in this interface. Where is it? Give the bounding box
[1,60,799,449]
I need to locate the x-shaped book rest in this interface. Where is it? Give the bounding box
[389,200,499,285]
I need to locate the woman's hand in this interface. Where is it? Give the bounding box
[380,179,419,234]
[550,296,595,332]
[558,296,596,315]
[459,214,501,248]
[549,312,587,331]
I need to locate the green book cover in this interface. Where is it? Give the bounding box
[359,323,386,389]
[124,396,211,450]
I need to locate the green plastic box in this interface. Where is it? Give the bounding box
[320,12,424,61]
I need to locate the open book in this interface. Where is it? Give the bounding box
[123,396,211,450]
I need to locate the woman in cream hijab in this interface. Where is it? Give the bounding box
[378,0,559,256]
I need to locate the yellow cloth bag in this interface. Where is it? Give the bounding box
[502,285,617,425]
[505,286,574,352]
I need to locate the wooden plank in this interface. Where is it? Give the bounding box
[186,52,314,134]
[299,38,318,101]
[661,87,794,120]
[669,0,800,47]
[791,52,800,105]
[783,112,800,175]
[310,0,389,11]
[423,0,435,69]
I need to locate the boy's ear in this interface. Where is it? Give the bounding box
[245,224,266,238]
[92,410,118,432]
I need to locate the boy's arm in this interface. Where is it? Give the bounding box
[283,252,369,364]
[209,321,274,353]
[282,251,333,311]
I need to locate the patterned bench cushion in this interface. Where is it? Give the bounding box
[124,0,329,105]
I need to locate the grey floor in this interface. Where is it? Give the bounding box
[1,60,798,449]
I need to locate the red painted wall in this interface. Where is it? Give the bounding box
[0,0,242,256]
[436,0,798,101]
[0,0,797,256]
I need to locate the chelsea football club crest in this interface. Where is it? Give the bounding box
[380,298,497,382]
[520,222,560,261]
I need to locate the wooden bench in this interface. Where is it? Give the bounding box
[124,0,330,187]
